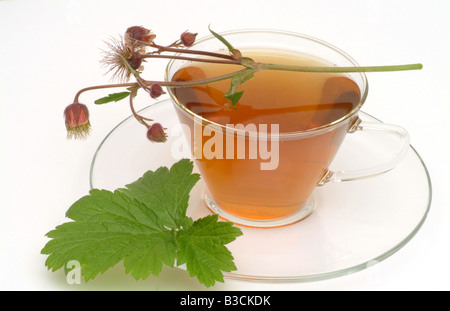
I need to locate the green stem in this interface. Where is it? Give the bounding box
[164,69,249,88]
[75,60,422,103]
[73,83,137,103]
[73,69,250,102]
[259,62,423,73]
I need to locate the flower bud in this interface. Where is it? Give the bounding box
[147,123,167,143]
[149,83,166,99]
[64,102,91,139]
[180,31,197,47]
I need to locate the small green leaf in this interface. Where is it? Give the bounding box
[94,91,131,105]
[224,68,256,108]
[127,87,140,96]
[208,25,234,51]
[224,91,244,109]
[233,69,255,85]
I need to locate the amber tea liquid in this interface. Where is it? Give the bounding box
[171,50,361,222]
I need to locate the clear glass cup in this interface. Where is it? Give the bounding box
[165,29,409,228]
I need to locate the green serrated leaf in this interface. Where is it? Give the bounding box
[41,159,242,287]
[176,214,243,287]
[42,190,176,281]
[94,91,131,105]
[121,159,200,228]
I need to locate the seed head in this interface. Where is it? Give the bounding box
[64,102,91,139]
[101,37,135,82]
[125,26,156,49]
[101,37,148,82]
[146,123,167,143]
[128,51,145,71]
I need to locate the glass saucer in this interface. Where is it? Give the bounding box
[89,98,432,283]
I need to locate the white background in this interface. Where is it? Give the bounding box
[1,0,449,290]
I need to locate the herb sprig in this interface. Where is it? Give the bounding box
[41,159,243,287]
[63,26,422,141]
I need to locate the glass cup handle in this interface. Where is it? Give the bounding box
[319,118,410,185]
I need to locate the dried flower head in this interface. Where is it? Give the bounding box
[180,31,197,47]
[146,123,167,143]
[101,37,137,82]
[128,51,145,72]
[125,26,156,50]
[64,102,91,139]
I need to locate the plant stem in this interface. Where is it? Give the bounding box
[74,83,137,102]
[165,69,249,87]
[258,62,423,73]
[74,62,423,102]
[73,69,250,102]
[129,87,151,127]
[151,43,235,60]
[142,53,241,65]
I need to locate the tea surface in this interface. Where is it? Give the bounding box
[171,50,361,132]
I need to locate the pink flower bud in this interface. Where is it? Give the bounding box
[146,123,167,143]
[180,31,197,47]
[149,83,166,99]
[64,102,91,139]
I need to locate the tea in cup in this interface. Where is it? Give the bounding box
[166,30,409,228]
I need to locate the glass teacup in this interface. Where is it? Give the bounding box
[165,30,409,228]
